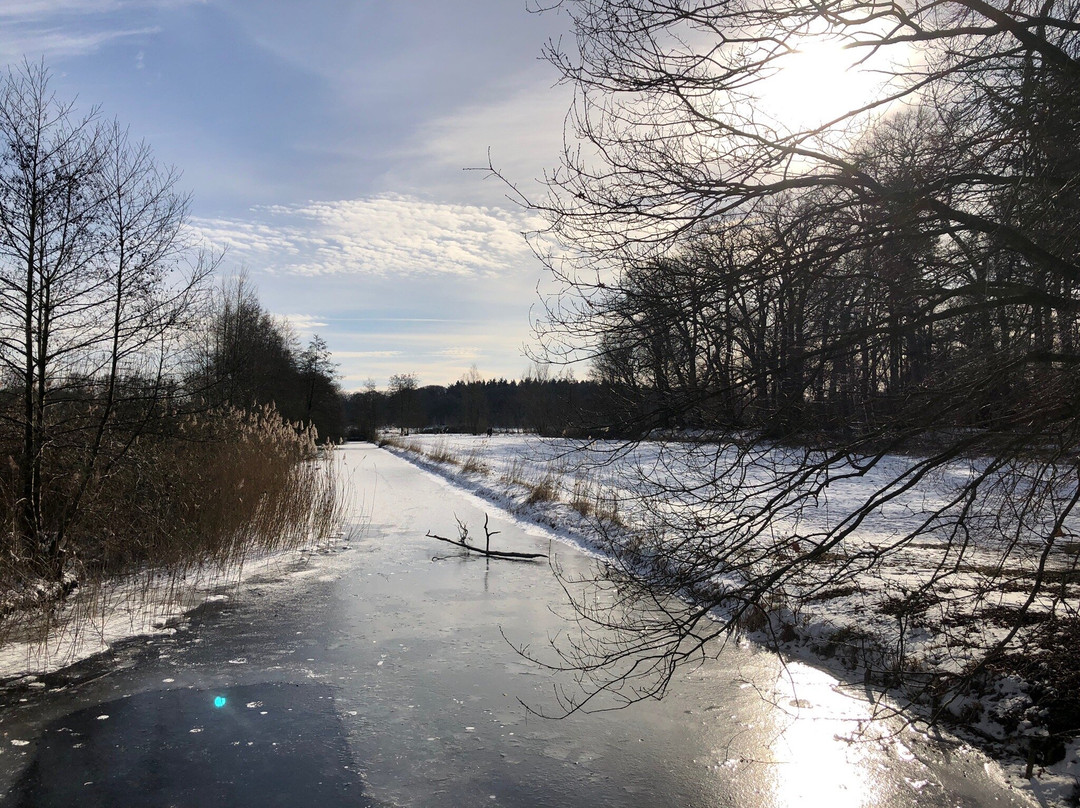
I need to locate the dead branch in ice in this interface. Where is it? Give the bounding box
[427,514,547,561]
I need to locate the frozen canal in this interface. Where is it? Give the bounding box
[0,444,1034,806]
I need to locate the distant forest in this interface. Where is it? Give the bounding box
[340,373,610,440]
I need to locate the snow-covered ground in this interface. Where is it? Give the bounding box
[382,432,1080,808]
[2,443,1038,808]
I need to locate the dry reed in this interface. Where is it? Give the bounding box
[460,450,489,475]
[0,404,344,654]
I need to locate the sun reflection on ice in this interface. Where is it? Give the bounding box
[767,661,886,807]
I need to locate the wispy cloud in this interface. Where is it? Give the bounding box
[0,1,122,15]
[0,1,197,59]
[0,24,159,59]
[191,194,538,278]
[435,346,483,359]
[334,350,405,359]
[389,74,571,204]
[0,0,193,17]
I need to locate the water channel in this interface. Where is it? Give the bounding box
[0,444,1033,806]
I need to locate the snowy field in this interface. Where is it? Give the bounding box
[382,432,1080,806]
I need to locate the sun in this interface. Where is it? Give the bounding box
[755,38,890,133]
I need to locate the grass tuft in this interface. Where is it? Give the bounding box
[460,451,489,475]
[524,471,561,505]
[569,475,623,525]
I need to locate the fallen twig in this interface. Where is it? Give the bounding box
[426,514,547,561]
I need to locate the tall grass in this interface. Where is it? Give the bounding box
[104,406,342,571]
[0,405,344,654]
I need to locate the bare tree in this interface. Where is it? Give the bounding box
[0,63,211,579]
[517,0,1080,754]
[0,62,102,566]
[388,372,421,433]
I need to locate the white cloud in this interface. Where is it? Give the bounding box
[388,74,572,205]
[0,1,122,15]
[414,78,569,171]
[0,0,193,17]
[334,351,404,359]
[435,346,482,359]
[190,194,539,279]
[276,313,328,334]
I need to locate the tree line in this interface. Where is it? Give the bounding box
[589,145,1079,444]
[342,369,609,439]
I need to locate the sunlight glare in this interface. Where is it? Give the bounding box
[768,662,883,807]
[757,39,885,132]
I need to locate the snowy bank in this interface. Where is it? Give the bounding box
[380,433,1078,808]
[0,536,356,685]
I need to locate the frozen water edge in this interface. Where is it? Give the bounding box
[0,536,358,685]
[0,452,369,685]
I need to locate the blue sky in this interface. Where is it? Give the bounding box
[0,1,575,388]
